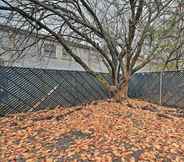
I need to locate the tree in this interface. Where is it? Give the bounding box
[0,0,180,101]
[160,0,184,71]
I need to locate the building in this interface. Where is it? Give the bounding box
[0,24,107,72]
[0,24,159,73]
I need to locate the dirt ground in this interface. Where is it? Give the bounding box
[0,99,184,162]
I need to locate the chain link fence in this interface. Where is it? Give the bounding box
[128,71,184,109]
[0,66,110,116]
[0,66,184,117]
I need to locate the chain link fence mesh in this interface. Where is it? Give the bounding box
[0,66,109,116]
[128,71,184,109]
[0,66,184,117]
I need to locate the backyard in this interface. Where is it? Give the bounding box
[1,0,184,161]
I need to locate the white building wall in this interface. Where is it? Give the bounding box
[0,28,108,73]
[0,26,156,73]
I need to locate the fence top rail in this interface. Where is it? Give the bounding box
[0,65,110,75]
[136,70,184,75]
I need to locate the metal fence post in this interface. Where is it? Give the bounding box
[159,71,163,105]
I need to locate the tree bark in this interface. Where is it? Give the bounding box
[113,78,129,102]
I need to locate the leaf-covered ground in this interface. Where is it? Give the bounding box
[0,99,184,162]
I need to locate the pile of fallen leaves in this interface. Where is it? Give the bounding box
[0,99,184,162]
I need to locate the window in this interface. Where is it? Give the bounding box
[0,58,4,66]
[8,31,16,48]
[43,43,56,58]
[62,48,72,61]
[0,33,10,50]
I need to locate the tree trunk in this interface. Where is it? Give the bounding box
[113,78,129,102]
[107,71,130,102]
